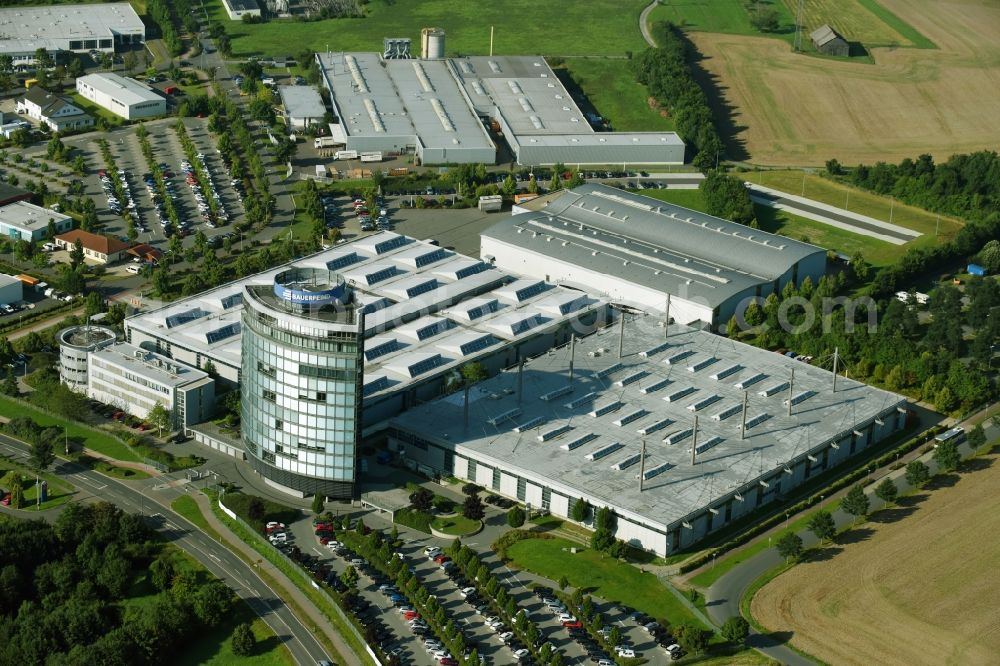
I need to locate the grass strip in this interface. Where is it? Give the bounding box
[854,0,936,49]
[171,495,223,542]
[207,495,374,666]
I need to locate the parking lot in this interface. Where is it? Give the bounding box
[63,119,246,254]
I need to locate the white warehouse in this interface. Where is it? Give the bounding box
[481,184,827,330]
[76,73,166,120]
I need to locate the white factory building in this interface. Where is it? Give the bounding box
[278,85,327,129]
[481,184,827,329]
[0,3,144,69]
[221,0,262,21]
[389,313,909,555]
[86,342,215,430]
[315,46,684,166]
[76,73,166,120]
[0,274,23,306]
[0,201,73,243]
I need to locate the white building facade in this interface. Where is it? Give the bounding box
[76,73,166,120]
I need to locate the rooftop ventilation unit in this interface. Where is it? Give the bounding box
[537,424,572,442]
[540,386,573,402]
[712,403,743,421]
[595,363,623,379]
[664,428,693,445]
[586,442,624,461]
[758,382,790,397]
[640,378,672,394]
[561,432,598,451]
[637,418,673,436]
[639,462,673,481]
[513,416,545,433]
[664,350,695,365]
[783,390,816,407]
[589,401,623,418]
[639,342,671,358]
[613,409,648,427]
[487,408,522,426]
[615,370,650,387]
[688,357,718,373]
[564,392,597,410]
[742,413,771,430]
[734,373,766,389]
[710,365,742,381]
[688,394,722,412]
[690,436,724,456]
[612,454,641,471]
[664,386,697,403]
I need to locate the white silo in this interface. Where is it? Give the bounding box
[421,27,446,59]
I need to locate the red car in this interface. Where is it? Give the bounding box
[438,659,456,666]
[1,493,9,506]
[433,554,451,565]
[562,620,583,629]
[403,611,419,621]
[314,523,331,531]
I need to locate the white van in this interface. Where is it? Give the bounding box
[126,264,142,275]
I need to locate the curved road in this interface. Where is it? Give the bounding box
[0,434,332,666]
[703,417,994,665]
[640,0,659,47]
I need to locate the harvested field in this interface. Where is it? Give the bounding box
[751,451,1000,666]
[690,0,1000,165]
[790,0,911,47]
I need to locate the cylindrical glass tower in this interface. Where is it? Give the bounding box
[241,268,364,499]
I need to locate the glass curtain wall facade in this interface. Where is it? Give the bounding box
[241,278,364,499]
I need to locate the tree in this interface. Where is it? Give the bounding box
[35,48,54,71]
[461,483,481,496]
[340,565,359,589]
[69,238,84,270]
[571,497,590,522]
[775,532,802,561]
[967,423,987,451]
[410,488,433,512]
[463,493,485,520]
[29,439,55,472]
[807,510,836,543]
[744,300,764,327]
[840,484,870,524]
[851,250,870,282]
[726,316,739,338]
[933,439,961,472]
[825,158,844,176]
[557,575,569,591]
[506,506,525,528]
[874,477,898,508]
[311,492,324,515]
[147,403,171,436]
[721,616,750,645]
[703,170,756,226]
[193,580,233,627]
[750,7,780,32]
[675,622,711,653]
[1,370,18,397]
[231,622,255,656]
[460,362,487,385]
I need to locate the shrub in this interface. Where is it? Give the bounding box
[394,508,433,534]
[507,506,526,528]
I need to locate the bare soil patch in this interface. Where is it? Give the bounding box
[690,0,1000,165]
[751,452,1000,666]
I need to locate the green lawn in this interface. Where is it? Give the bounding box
[430,514,480,535]
[69,93,126,126]
[557,59,675,132]
[651,0,797,42]
[0,395,141,462]
[177,601,295,666]
[210,0,650,58]
[172,495,223,541]
[94,460,151,480]
[506,536,705,630]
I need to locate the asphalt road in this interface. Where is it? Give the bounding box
[747,186,916,243]
[704,417,994,666]
[0,433,332,666]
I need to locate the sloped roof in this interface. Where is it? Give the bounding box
[56,229,129,255]
[22,86,83,118]
[810,24,845,47]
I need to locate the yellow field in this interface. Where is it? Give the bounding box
[788,0,910,47]
[751,450,1000,666]
[693,0,1000,165]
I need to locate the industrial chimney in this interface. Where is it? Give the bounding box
[421,28,446,59]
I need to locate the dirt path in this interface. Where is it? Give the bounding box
[751,450,1000,666]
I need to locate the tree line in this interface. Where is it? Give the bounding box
[633,22,723,171]
[0,503,235,665]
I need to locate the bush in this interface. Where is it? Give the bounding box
[721,616,749,645]
[507,506,526,528]
[231,622,255,656]
[394,508,433,534]
[432,495,455,513]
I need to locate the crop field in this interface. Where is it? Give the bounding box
[687,0,1000,165]
[751,450,1000,666]
[207,0,649,59]
[790,0,912,48]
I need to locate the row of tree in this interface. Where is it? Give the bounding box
[633,22,723,171]
[0,503,236,665]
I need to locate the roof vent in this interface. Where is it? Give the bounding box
[592,251,598,256]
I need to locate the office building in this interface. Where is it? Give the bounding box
[15,86,93,133]
[76,73,166,120]
[58,324,117,392]
[0,201,73,242]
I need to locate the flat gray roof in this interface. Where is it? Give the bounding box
[92,342,209,389]
[390,313,907,529]
[316,52,494,153]
[484,184,825,309]
[0,3,143,52]
[0,201,71,232]
[278,85,326,120]
[126,233,604,397]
